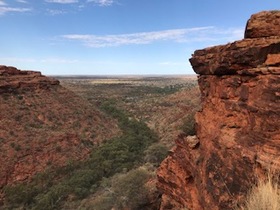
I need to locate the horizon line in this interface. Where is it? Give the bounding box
[51,74,197,78]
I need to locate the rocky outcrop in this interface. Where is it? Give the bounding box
[157,11,280,209]
[0,65,59,93]
[245,11,280,38]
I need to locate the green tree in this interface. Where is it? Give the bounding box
[111,167,154,210]
[144,143,169,166]
[182,112,196,136]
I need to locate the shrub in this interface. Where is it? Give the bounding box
[181,112,196,136]
[86,192,115,210]
[4,183,37,207]
[112,168,152,209]
[144,143,169,166]
[33,183,71,210]
[79,167,156,210]
[103,167,154,210]
[238,174,280,210]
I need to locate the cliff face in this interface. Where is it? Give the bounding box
[0,66,119,190]
[0,65,60,93]
[157,11,280,210]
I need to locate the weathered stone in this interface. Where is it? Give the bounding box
[0,65,59,93]
[245,10,280,38]
[157,10,280,210]
[189,37,280,75]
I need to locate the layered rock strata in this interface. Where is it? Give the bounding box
[0,65,59,93]
[157,11,280,209]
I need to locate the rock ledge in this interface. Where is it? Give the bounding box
[0,65,59,93]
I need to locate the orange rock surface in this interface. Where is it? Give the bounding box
[157,11,280,210]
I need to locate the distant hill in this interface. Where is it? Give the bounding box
[0,65,119,190]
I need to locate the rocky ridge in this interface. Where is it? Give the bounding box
[157,11,280,209]
[0,65,59,93]
[0,66,119,191]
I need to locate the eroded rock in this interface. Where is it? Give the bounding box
[157,10,280,210]
[0,65,59,93]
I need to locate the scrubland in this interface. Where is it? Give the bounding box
[2,76,200,209]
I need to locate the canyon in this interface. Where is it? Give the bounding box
[0,66,198,209]
[0,10,279,210]
[157,11,280,209]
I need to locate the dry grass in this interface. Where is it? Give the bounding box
[239,174,280,210]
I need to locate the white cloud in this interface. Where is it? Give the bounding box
[47,9,66,15]
[0,57,78,64]
[224,28,244,41]
[60,27,245,48]
[62,27,215,48]
[0,1,6,6]
[87,0,114,6]
[40,58,78,63]
[16,0,28,3]
[45,0,78,3]
[0,6,31,15]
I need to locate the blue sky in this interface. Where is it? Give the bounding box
[0,0,279,75]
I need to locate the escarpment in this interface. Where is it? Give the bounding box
[157,11,280,210]
[0,66,119,190]
[0,65,60,93]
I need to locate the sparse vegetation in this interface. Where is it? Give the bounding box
[3,103,159,209]
[85,167,156,210]
[60,76,200,148]
[238,173,280,210]
[2,76,199,209]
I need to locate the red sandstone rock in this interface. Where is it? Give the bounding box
[245,11,280,38]
[189,37,280,75]
[0,65,59,93]
[157,10,280,210]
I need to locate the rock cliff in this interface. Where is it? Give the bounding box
[157,11,280,209]
[0,66,119,191]
[0,65,60,93]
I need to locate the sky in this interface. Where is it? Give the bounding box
[0,0,279,75]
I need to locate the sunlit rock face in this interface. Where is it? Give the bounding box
[157,10,280,210]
